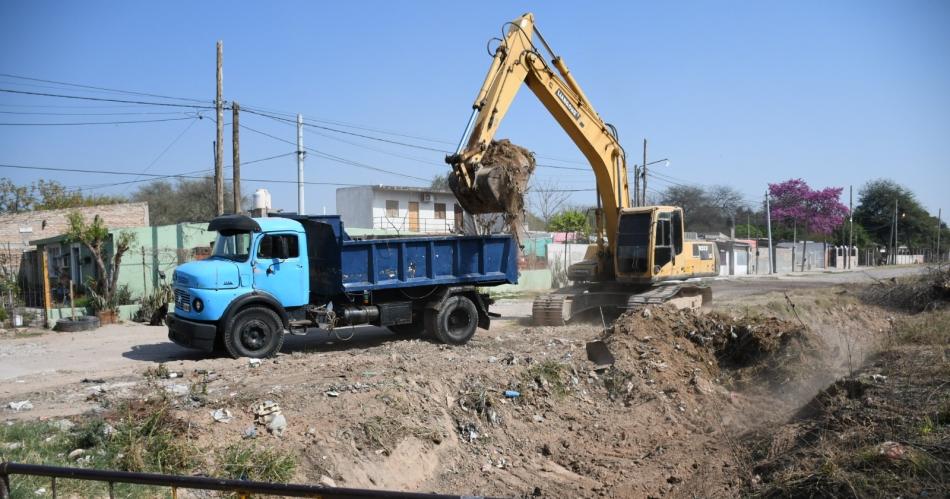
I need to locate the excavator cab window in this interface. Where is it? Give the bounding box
[654,212,673,269]
[672,209,684,255]
[616,213,651,273]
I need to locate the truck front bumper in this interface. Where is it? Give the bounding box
[167,313,218,352]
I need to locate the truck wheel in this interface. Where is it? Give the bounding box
[427,295,478,345]
[224,306,284,358]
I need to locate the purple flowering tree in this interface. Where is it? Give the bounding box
[769,179,849,270]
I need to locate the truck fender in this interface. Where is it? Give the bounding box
[424,286,491,329]
[221,291,291,333]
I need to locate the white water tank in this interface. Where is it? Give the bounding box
[253,188,272,211]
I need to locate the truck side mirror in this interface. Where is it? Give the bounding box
[276,238,290,260]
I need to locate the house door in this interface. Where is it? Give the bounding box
[408,202,419,232]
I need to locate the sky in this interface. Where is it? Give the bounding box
[0,0,948,218]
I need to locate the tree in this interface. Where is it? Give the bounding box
[64,212,135,312]
[659,184,748,234]
[133,177,245,226]
[768,179,848,240]
[529,178,571,227]
[430,174,450,191]
[853,179,935,248]
[0,178,124,214]
[548,209,588,234]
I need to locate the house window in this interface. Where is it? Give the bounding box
[257,234,300,259]
[386,200,399,217]
[434,203,446,219]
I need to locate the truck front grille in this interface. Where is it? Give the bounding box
[174,289,191,312]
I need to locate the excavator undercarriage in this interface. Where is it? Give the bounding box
[531,282,712,326]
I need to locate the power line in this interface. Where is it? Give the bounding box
[0,110,191,116]
[141,117,202,173]
[237,122,430,182]
[0,88,215,109]
[0,116,196,126]
[0,72,208,103]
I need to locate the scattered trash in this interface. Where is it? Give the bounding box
[267,413,287,436]
[325,390,340,397]
[80,378,106,384]
[253,400,286,436]
[532,414,545,423]
[877,441,905,460]
[488,356,498,363]
[34,488,46,496]
[51,419,75,431]
[318,475,337,488]
[242,426,258,439]
[642,307,652,319]
[503,390,520,398]
[211,408,233,423]
[7,400,33,411]
[67,449,85,460]
[871,374,887,384]
[166,371,184,379]
[166,384,189,397]
[102,424,115,437]
[2,442,22,450]
[458,422,480,442]
[586,340,615,371]
[248,358,263,368]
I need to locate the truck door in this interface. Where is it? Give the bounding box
[253,232,308,307]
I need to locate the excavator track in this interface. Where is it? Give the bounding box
[532,283,711,326]
[532,294,571,326]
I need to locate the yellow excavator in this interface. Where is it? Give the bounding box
[447,12,719,325]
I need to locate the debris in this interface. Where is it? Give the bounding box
[2,442,22,450]
[267,413,288,436]
[318,475,337,488]
[642,307,653,319]
[325,390,340,397]
[488,356,498,363]
[532,414,545,423]
[503,390,520,398]
[871,374,887,384]
[211,408,233,423]
[7,400,33,411]
[67,449,85,460]
[51,419,75,431]
[34,488,46,496]
[248,358,263,368]
[243,426,258,439]
[80,378,106,384]
[586,340,615,371]
[166,384,189,397]
[877,441,905,460]
[458,422,480,442]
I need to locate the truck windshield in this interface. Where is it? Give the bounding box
[212,232,252,261]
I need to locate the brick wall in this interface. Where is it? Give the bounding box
[0,202,149,252]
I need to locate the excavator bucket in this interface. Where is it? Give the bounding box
[448,139,535,216]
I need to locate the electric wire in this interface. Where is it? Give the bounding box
[0,72,208,103]
[0,88,216,109]
[0,116,196,126]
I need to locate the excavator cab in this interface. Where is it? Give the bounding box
[615,206,685,283]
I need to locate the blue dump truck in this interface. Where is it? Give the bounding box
[167,214,518,358]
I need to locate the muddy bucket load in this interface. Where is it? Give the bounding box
[448,139,536,216]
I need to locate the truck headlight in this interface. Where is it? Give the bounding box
[193,298,204,312]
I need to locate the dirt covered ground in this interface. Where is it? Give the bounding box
[1,266,946,498]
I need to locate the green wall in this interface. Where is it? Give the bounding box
[114,223,215,299]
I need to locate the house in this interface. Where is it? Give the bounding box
[24,222,216,309]
[335,185,468,234]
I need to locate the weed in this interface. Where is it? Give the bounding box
[109,398,198,474]
[143,363,170,379]
[524,359,568,397]
[216,442,296,482]
[357,416,407,455]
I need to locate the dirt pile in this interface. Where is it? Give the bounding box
[603,305,824,393]
[861,265,950,312]
[449,139,536,246]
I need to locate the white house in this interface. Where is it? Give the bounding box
[335,185,467,234]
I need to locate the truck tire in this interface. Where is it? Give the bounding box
[427,295,478,345]
[223,306,284,359]
[53,315,100,332]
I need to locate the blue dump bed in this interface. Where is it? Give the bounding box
[340,235,518,292]
[280,214,518,297]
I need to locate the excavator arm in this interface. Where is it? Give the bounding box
[447,13,630,258]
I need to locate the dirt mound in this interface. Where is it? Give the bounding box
[449,139,536,246]
[603,305,823,391]
[860,265,950,312]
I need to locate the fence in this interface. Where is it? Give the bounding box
[373,216,459,234]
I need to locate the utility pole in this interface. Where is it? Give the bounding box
[633,165,640,206]
[766,190,774,274]
[844,185,854,269]
[641,139,648,206]
[232,101,241,214]
[937,208,942,263]
[890,198,898,264]
[214,40,225,216]
[297,113,306,215]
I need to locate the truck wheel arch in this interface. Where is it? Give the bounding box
[424,286,491,330]
[221,292,291,334]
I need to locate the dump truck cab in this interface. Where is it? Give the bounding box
[168,215,307,356]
